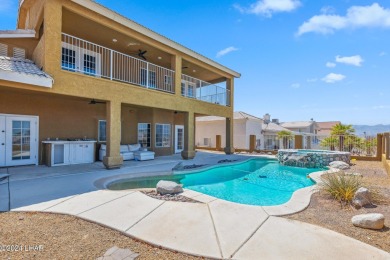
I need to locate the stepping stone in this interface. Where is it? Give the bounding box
[97,246,139,260]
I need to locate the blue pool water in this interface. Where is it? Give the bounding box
[108,158,321,206]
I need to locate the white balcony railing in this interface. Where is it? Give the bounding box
[181,74,230,106]
[61,33,230,106]
[61,33,175,93]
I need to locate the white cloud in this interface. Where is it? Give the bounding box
[321,73,346,83]
[291,83,300,88]
[306,78,318,83]
[372,105,390,110]
[297,3,390,36]
[234,0,301,17]
[326,62,336,68]
[216,47,239,58]
[335,55,364,66]
[379,51,387,56]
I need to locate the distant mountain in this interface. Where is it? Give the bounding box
[353,124,390,136]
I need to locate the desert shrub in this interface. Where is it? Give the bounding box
[319,172,362,206]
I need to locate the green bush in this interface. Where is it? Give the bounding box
[319,172,362,206]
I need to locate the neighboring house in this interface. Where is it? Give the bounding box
[317,121,341,136]
[196,112,262,150]
[280,120,320,134]
[0,0,240,168]
[280,120,321,149]
[260,114,295,150]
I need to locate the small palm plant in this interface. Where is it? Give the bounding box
[319,172,362,206]
[330,123,355,151]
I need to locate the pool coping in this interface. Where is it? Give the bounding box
[94,159,337,216]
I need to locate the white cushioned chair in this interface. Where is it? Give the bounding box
[99,143,141,161]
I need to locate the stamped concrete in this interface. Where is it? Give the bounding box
[208,200,269,258]
[8,152,390,259]
[46,190,135,215]
[128,201,221,258]
[233,216,389,260]
[79,192,163,231]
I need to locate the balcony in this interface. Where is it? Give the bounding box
[61,33,230,106]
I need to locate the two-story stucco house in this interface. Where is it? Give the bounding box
[0,0,240,168]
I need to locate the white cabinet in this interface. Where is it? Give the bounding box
[43,141,96,166]
[69,143,95,164]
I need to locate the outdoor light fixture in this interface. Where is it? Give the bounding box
[112,38,118,43]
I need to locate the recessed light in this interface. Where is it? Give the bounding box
[158,56,162,60]
[193,70,196,73]
[112,38,117,43]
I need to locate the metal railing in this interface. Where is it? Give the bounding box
[181,74,230,106]
[61,33,231,106]
[297,134,377,157]
[61,33,175,93]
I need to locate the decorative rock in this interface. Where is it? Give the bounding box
[346,172,363,177]
[352,187,372,208]
[329,161,350,170]
[156,180,183,195]
[351,213,385,230]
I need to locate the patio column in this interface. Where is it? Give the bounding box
[226,77,234,107]
[171,55,182,96]
[103,100,123,169]
[181,112,196,159]
[224,117,235,154]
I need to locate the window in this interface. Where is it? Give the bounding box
[61,42,101,76]
[13,47,26,59]
[138,123,151,148]
[155,124,171,148]
[140,68,156,88]
[164,75,172,87]
[0,43,8,56]
[83,54,96,75]
[98,120,106,142]
[62,47,76,71]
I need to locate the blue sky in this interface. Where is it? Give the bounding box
[1,0,389,125]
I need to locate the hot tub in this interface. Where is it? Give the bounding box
[277,149,350,168]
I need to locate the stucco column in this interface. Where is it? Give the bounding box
[171,55,182,96]
[44,0,62,75]
[103,101,123,169]
[224,117,235,154]
[181,112,196,159]
[226,77,234,107]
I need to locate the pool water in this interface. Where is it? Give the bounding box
[108,159,321,206]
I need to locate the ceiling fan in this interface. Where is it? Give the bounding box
[137,49,147,60]
[89,99,105,105]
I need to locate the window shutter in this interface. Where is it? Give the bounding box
[0,43,8,56]
[13,47,26,59]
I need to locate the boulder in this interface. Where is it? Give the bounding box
[351,213,385,230]
[352,187,372,208]
[156,180,183,195]
[329,161,350,170]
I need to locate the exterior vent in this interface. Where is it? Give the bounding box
[0,43,7,56]
[13,47,26,59]
[203,138,211,147]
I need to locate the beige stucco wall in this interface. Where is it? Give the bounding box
[3,0,237,166]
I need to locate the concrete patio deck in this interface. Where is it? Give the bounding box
[1,151,389,259]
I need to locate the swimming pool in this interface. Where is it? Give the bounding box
[108,158,321,206]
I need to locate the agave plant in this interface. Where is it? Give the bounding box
[319,172,362,206]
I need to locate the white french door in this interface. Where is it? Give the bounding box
[0,114,38,167]
[181,80,196,98]
[175,125,184,154]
